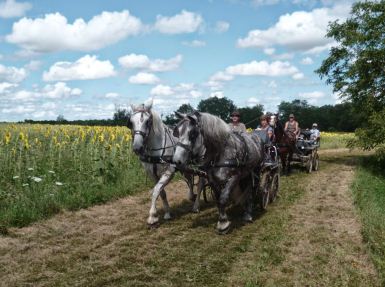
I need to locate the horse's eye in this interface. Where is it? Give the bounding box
[173,128,179,138]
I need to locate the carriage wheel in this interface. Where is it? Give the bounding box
[269,172,280,203]
[306,157,313,173]
[312,152,319,171]
[258,172,270,210]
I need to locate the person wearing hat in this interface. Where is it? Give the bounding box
[256,114,274,141]
[284,113,300,138]
[310,123,320,143]
[228,111,246,133]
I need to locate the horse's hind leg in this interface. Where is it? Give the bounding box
[185,173,197,202]
[160,189,171,220]
[242,183,253,222]
[192,177,205,213]
[148,168,174,225]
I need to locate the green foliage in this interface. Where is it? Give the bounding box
[352,157,385,284]
[316,0,385,155]
[278,100,363,131]
[164,103,194,126]
[197,96,236,122]
[238,104,264,128]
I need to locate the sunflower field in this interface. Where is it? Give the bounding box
[0,124,150,229]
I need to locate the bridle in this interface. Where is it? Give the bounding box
[173,118,205,163]
[129,109,153,141]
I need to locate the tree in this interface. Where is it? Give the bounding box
[164,103,194,126]
[56,114,67,123]
[112,108,129,126]
[238,105,264,128]
[316,1,385,158]
[197,97,236,122]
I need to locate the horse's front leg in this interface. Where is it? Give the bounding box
[242,180,253,222]
[184,173,197,202]
[217,173,239,233]
[192,177,206,213]
[148,168,174,225]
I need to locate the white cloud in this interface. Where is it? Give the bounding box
[252,0,280,6]
[225,60,299,77]
[237,4,350,53]
[118,53,182,72]
[182,40,206,47]
[0,64,26,83]
[154,10,203,34]
[246,97,260,107]
[0,0,31,18]
[129,72,160,85]
[41,82,82,99]
[210,91,224,98]
[104,92,119,99]
[150,84,174,96]
[272,53,294,60]
[263,47,275,55]
[301,56,314,65]
[267,80,277,89]
[0,82,17,93]
[292,72,305,80]
[6,10,143,53]
[151,83,202,99]
[24,60,42,71]
[299,91,325,104]
[215,21,230,33]
[210,71,234,82]
[43,55,116,81]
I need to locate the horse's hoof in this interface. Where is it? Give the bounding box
[242,213,253,223]
[163,213,172,220]
[147,216,159,225]
[217,220,231,234]
[192,208,200,213]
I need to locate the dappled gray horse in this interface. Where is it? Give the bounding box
[173,111,264,233]
[127,100,204,225]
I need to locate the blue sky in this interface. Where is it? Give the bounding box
[0,0,354,121]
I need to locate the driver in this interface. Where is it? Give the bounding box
[228,111,246,133]
[310,123,320,143]
[284,113,300,138]
[256,114,274,142]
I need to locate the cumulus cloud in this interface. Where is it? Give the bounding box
[252,0,280,6]
[150,83,202,99]
[154,10,203,34]
[246,97,260,107]
[6,10,143,53]
[215,21,230,33]
[128,72,160,85]
[41,82,82,99]
[237,4,350,53]
[0,82,17,93]
[225,60,300,77]
[118,53,182,72]
[43,55,116,81]
[299,91,325,104]
[301,57,314,65]
[0,64,26,83]
[24,60,42,71]
[104,92,119,99]
[0,0,31,18]
[182,40,206,47]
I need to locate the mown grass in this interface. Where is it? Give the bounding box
[352,156,385,285]
[0,124,151,231]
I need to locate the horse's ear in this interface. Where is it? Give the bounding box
[193,110,200,117]
[175,111,185,119]
[144,98,153,110]
[187,114,198,124]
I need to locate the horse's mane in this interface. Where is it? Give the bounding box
[150,109,164,135]
[199,112,231,150]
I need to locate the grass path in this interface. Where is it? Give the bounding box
[0,150,379,286]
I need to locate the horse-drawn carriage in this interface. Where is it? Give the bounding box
[292,130,320,173]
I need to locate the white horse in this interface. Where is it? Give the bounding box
[127,100,204,225]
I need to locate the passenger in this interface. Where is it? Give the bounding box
[284,113,300,138]
[256,115,274,142]
[310,123,321,143]
[228,111,246,133]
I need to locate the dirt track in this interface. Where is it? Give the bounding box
[0,150,379,286]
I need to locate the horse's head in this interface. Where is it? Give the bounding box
[172,111,205,166]
[269,114,277,127]
[127,99,154,155]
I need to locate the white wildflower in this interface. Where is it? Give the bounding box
[22,183,29,187]
[27,168,34,171]
[12,176,20,179]
[48,170,55,174]
[31,176,42,183]
[55,182,63,186]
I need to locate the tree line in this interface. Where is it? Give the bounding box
[23,97,363,133]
